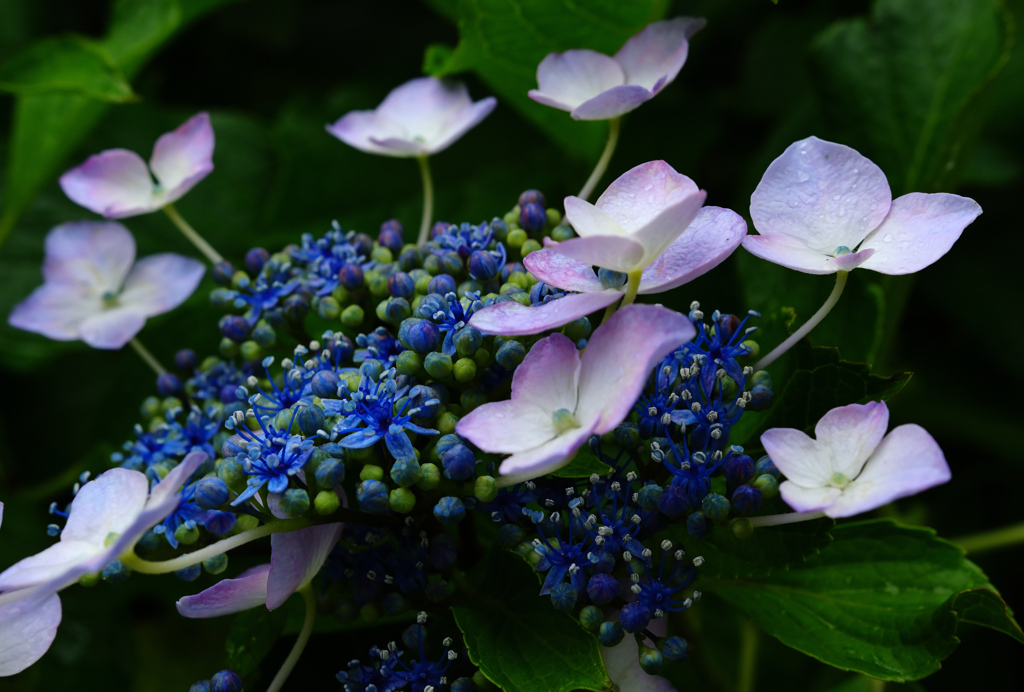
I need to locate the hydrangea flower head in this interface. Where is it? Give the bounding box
[762,401,950,517]
[744,136,981,274]
[7,221,205,349]
[457,304,695,484]
[327,77,497,157]
[60,112,214,218]
[528,17,704,120]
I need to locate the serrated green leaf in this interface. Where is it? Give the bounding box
[428,0,671,159]
[731,343,911,448]
[0,36,136,102]
[453,549,613,692]
[809,0,1012,194]
[947,588,1024,645]
[701,520,1023,681]
[224,605,289,677]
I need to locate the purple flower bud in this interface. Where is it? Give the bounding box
[431,221,450,239]
[441,444,476,481]
[311,370,341,399]
[357,480,389,514]
[338,263,365,289]
[205,510,237,536]
[598,621,624,647]
[219,315,250,343]
[501,261,526,281]
[550,583,577,611]
[518,189,546,208]
[212,261,235,285]
[586,573,618,604]
[427,274,457,295]
[156,373,182,396]
[211,669,244,692]
[686,511,710,538]
[244,247,269,275]
[388,271,416,299]
[468,250,499,280]
[297,405,326,436]
[723,453,755,487]
[352,232,373,257]
[378,219,405,253]
[174,348,197,371]
[619,601,652,633]
[656,483,690,517]
[398,318,440,354]
[195,477,230,509]
[731,484,763,516]
[433,496,466,525]
[662,636,689,661]
[283,294,309,324]
[519,203,547,234]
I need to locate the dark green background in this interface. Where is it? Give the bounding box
[0,0,1020,689]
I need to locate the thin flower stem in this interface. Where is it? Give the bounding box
[121,517,310,574]
[417,155,434,246]
[267,584,317,692]
[577,117,621,202]
[620,269,642,307]
[754,270,848,370]
[737,619,760,692]
[130,338,167,376]
[163,203,224,265]
[951,521,1024,554]
[747,511,826,528]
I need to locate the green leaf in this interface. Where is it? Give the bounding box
[224,605,289,678]
[428,0,671,158]
[809,0,1013,194]
[947,588,1024,645]
[453,549,613,692]
[731,343,911,448]
[550,445,612,479]
[0,36,136,102]
[701,520,1023,681]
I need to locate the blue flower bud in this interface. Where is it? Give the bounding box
[399,246,423,271]
[731,484,763,516]
[357,480,389,514]
[175,564,202,582]
[550,583,577,611]
[398,318,440,353]
[388,271,416,298]
[747,384,774,411]
[350,232,373,257]
[519,203,546,233]
[620,601,652,633]
[310,370,340,399]
[174,349,197,371]
[427,274,457,295]
[755,455,779,478]
[296,405,326,436]
[518,189,546,208]
[598,621,625,647]
[101,560,131,583]
[205,511,237,536]
[381,592,408,616]
[636,483,663,512]
[662,635,689,661]
[657,483,690,517]
[597,268,627,289]
[391,456,421,487]
[451,677,477,692]
[283,294,310,324]
[195,477,230,509]
[156,373,182,397]
[687,511,711,538]
[723,453,755,487]
[244,247,269,275]
[378,220,404,253]
[586,573,618,604]
[212,261,235,285]
[219,315,251,342]
[613,422,639,448]
[638,645,664,675]
[453,325,482,356]
[280,489,310,517]
[190,681,212,692]
[383,297,412,324]
[433,496,466,525]
[429,533,459,570]
[468,250,500,280]
[701,493,730,522]
[442,444,476,481]
[495,339,526,369]
[498,523,523,548]
[338,263,364,289]
[580,605,604,631]
[211,669,244,692]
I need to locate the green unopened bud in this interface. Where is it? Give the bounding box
[638,645,665,675]
[367,272,389,298]
[424,352,453,379]
[545,208,562,228]
[314,490,341,515]
[280,488,310,517]
[414,273,432,294]
[741,339,760,360]
[453,326,483,356]
[437,411,460,435]
[389,487,416,513]
[331,285,351,304]
[520,238,542,257]
[454,358,477,383]
[202,553,229,575]
[79,572,100,588]
[702,493,731,522]
[561,317,592,343]
[252,321,276,347]
[347,445,374,461]
[217,458,247,493]
[175,521,201,545]
[360,602,380,623]
[341,304,364,328]
[383,297,412,324]
[506,228,527,248]
[473,347,491,368]
[219,337,240,358]
[503,208,520,227]
[316,295,341,320]
[141,396,162,418]
[551,408,578,434]
[161,396,183,414]
[371,246,393,264]
[360,464,384,482]
[474,476,498,503]
[234,514,259,533]
[579,605,603,631]
[460,388,486,412]
[751,370,772,388]
[340,371,361,393]
[239,340,262,362]
[753,474,779,499]
[507,271,532,290]
[732,517,754,539]
[417,463,441,490]
[550,224,575,242]
[395,350,423,376]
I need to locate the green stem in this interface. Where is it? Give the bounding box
[754,270,848,370]
[620,270,642,307]
[577,117,620,202]
[129,338,166,376]
[951,521,1024,554]
[417,155,434,246]
[266,585,317,692]
[163,203,224,265]
[737,619,760,692]
[121,517,310,574]
[747,511,826,528]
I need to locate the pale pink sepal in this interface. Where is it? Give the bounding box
[176,564,271,618]
[119,253,206,315]
[468,290,623,336]
[524,250,604,293]
[149,112,215,202]
[549,236,646,274]
[614,17,705,93]
[529,50,627,113]
[0,592,61,676]
[267,523,343,610]
[859,192,982,275]
[638,206,746,293]
[498,421,599,478]
[741,235,873,275]
[576,304,695,434]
